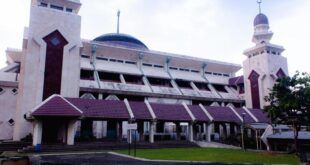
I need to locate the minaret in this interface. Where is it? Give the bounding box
[13,0,82,140]
[243,1,288,109]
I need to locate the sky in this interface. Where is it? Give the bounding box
[0,0,309,76]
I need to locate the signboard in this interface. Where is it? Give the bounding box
[127,123,137,130]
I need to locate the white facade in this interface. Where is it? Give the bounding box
[0,1,288,141]
[243,13,288,109]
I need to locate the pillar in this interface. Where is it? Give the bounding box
[138,121,144,141]
[117,121,123,141]
[156,121,164,133]
[230,123,235,136]
[204,123,212,142]
[188,122,194,142]
[222,123,227,139]
[149,121,155,143]
[67,120,77,145]
[32,120,42,146]
[214,123,220,134]
[176,122,181,140]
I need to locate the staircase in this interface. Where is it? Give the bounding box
[0,141,32,153]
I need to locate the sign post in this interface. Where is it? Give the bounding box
[127,123,137,156]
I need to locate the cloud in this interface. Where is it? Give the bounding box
[272,0,310,75]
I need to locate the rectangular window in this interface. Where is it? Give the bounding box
[123,74,144,85]
[81,55,89,58]
[154,65,164,68]
[50,4,64,11]
[66,8,73,12]
[80,69,94,80]
[169,67,178,70]
[212,84,228,93]
[96,57,108,61]
[194,82,210,91]
[39,2,48,7]
[143,63,152,67]
[117,60,124,63]
[191,70,199,73]
[125,61,136,65]
[175,80,192,89]
[98,71,121,83]
[147,77,172,87]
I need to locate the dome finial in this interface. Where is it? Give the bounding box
[257,0,262,13]
[117,9,120,34]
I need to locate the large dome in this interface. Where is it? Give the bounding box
[93,33,148,50]
[253,13,269,26]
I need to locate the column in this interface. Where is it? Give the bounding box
[117,121,123,141]
[188,122,194,142]
[138,121,144,141]
[222,123,227,139]
[230,123,235,136]
[176,122,181,140]
[149,121,155,143]
[204,123,212,142]
[67,120,77,145]
[32,120,42,146]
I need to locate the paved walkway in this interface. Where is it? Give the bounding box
[195,141,240,149]
[28,152,258,165]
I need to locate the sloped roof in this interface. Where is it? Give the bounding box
[234,108,256,124]
[67,98,130,119]
[204,106,241,123]
[229,76,244,86]
[128,101,153,120]
[32,95,82,117]
[150,103,191,122]
[187,105,210,122]
[248,108,270,123]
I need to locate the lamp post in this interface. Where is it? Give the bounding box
[293,110,302,154]
[241,113,246,151]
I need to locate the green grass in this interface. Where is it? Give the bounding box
[117,148,300,165]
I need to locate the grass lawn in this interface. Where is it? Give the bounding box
[117,148,300,165]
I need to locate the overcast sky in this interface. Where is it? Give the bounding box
[0,0,309,76]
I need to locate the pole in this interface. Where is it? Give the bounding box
[241,114,246,151]
[134,130,137,157]
[128,130,131,155]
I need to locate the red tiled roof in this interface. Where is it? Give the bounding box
[187,105,210,122]
[67,98,130,119]
[32,95,82,117]
[150,103,191,122]
[128,101,153,120]
[205,106,241,123]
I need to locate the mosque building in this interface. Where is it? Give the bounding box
[0,0,288,146]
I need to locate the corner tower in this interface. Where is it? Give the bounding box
[13,0,82,140]
[243,1,288,109]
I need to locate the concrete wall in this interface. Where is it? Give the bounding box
[243,53,288,109]
[13,2,82,140]
[0,86,18,140]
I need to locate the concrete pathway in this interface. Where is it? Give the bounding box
[29,152,251,165]
[195,141,241,149]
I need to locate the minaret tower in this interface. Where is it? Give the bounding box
[243,0,288,109]
[13,0,82,140]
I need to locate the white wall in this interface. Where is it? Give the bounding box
[0,86,18,140]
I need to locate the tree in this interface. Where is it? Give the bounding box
[264,71,310,153]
